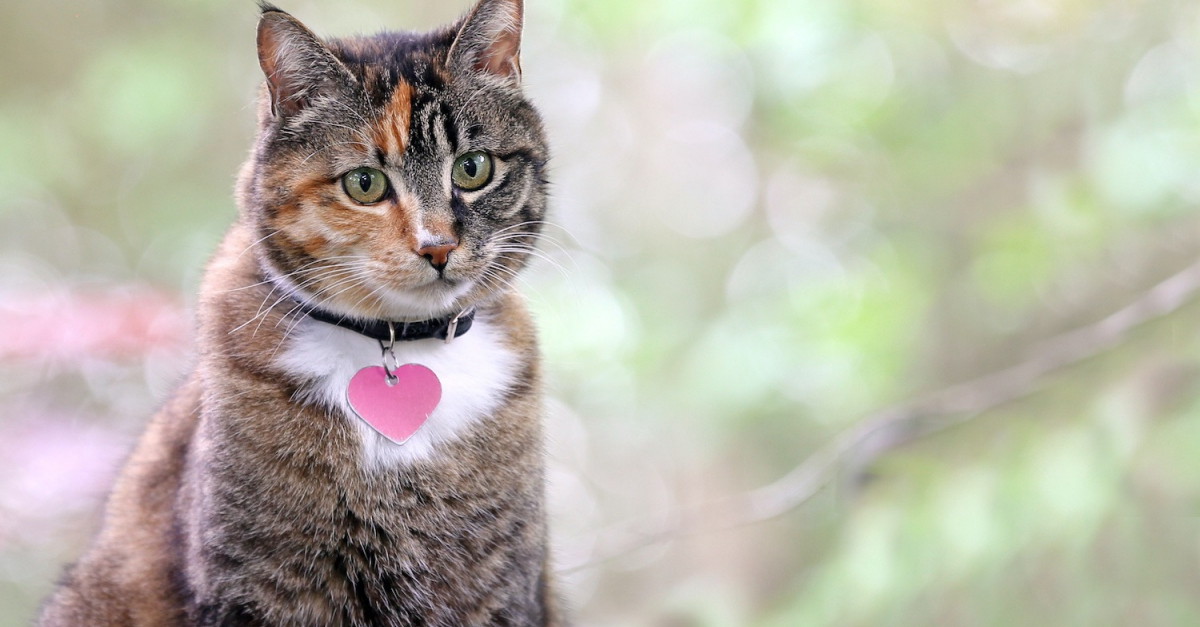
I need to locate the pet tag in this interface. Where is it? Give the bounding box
[347,364,441,444]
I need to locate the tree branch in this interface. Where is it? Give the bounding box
[564,257,1200,574]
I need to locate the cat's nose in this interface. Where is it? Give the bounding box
[415,241,458,272]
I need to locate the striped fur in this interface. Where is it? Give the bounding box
[38,0,564,625]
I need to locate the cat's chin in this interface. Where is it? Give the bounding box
[371,279,478,320]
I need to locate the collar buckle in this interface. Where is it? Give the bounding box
[444,307,473,345]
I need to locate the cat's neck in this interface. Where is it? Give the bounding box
[196,223,540,470]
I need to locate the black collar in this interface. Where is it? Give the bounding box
[302,304,476,343]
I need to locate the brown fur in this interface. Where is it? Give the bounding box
[40,227,558,626]
[39,1,562,625]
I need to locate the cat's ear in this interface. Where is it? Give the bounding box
[447,0,524,83]
[256,5,354,118]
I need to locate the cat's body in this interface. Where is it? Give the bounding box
[38,1,563,625]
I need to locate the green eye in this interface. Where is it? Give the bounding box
[342,167,389,204]
[451,151,493,191]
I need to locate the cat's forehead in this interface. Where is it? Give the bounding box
[328,31,456,97]
[317,31,509,165]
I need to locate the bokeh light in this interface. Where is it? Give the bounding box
[3,0,1200,625]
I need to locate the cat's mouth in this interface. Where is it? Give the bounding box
[417,273,466,290]
[424,279,464,295]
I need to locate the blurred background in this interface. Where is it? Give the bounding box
[3,0,1200,624]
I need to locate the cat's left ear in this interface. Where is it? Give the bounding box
[257,6,356,118]
[447,0,524,83]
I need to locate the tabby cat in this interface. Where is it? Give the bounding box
[37,0,562,624]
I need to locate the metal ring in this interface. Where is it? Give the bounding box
[381,349,400,385]
[382,350,400,372]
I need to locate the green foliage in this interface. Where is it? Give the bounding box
[3,0,1200,625]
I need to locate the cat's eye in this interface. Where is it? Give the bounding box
[451,151,494,191]
[342,167,389,204]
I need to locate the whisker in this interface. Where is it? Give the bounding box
[267,268,370,351]
[245,262,367,337]
[490,246,570,279]
[483,255,541,298]
[221,255,363,294]
[271,268,377,357]
[234,228,281,262]
[270,267,371,329]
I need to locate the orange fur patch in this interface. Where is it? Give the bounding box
[372,81,413,160]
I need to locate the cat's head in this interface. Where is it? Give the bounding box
[241,0,547,320]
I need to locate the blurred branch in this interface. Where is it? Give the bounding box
[566,256,1200,573]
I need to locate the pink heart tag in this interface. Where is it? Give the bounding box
[346,364,442,444]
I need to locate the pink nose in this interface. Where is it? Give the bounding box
[415,242,457,271]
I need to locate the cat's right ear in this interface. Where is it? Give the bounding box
[256,5,353,118]
[447,0,524,83]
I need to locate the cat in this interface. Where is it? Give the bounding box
[36,0,564,625]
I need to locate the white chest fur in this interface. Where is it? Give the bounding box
[276,315,519,469]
